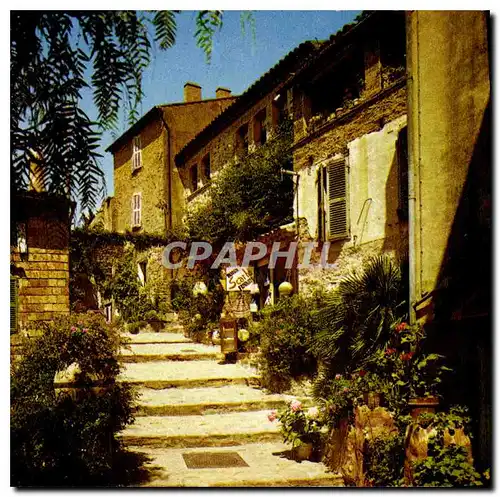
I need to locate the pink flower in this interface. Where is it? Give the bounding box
[335,374,342,380]
[82,328,88,333]
[267,410,277,422]
[290,399,302,412]
[70,326,77,332]
[343,387,350,393]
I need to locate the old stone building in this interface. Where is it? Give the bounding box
[103,85,237,235]
[175,11,408,301]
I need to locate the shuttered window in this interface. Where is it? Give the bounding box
[10,277,19,334]
[132,136,142,172]
[326,156,349,240]
[132,193,142,227]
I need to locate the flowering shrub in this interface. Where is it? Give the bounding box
[268,399,326,447]
[11,313,135,486]
[255,294,319,393]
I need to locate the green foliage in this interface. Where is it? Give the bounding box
[311,255,407,398]
[412,437,483,487]
[364,434,405,487]
[11,313,135,486]
[255,294,319,393]
[10,10,239,210]
[270,401,325,448]
[109,247,154,323]
[170,273,225,343]
[186,120,294,246]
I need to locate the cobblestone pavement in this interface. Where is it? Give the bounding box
[118,326,343,487]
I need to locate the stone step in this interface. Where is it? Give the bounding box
[119,360,259,389]
[122,332,192,345]
[120,410,282,448]
[126,443,344,487]
[134,385,308,416]
[120,342,223,363]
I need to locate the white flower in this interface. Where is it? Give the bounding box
[307,407,320,419]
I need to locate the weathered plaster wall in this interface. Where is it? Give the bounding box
[293,85,408,295]
[406,11,490,304]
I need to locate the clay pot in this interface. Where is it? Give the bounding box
[363,391,384,409]
[293,442,314,461]
[408,396,439,418]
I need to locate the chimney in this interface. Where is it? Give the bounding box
[216,87,232,99]
[184,82,202,102]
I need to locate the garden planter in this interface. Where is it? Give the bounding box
[363,391,384,409]
[408,396,439,418]
[292,442,314,461]
[148,320,164,333]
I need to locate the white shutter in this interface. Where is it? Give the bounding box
[326,157,349,240]
[132,136,142,171]
[132,193,142,227]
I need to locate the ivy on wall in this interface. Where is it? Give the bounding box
[186,119,294,247]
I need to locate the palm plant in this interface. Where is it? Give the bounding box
[311,255,408,399]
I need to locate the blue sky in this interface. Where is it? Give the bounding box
[86,10,361,207]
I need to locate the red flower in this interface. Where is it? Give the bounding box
[385,348,396,355]
[359,370,367,377]
[395,322,408,333]
[400,351,414,361]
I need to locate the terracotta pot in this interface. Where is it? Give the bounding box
[363,391,384,409]
[293,442,314,461]
[408,396,439,418]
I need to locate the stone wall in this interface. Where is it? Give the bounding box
[112,97,236,235]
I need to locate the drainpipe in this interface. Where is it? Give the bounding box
[158,108,173,233]
[406,11,419,325]
[158,109,174,285]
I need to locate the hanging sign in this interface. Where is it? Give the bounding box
[225,267,255,292]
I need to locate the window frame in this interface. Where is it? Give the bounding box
[132,135,142,172]
[319,155,350,242]
[202,154,211,182]
[131,192,142,227]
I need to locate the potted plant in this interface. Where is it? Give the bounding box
[268,400,325,461]
[144,309,164,333]
[369,322,451,418]
[354,370,386,409]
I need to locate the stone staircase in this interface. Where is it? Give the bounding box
[117,324,343,487]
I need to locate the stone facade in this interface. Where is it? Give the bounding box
[289,12,408,295]
[11,193,71,332]
[108,92,237,235]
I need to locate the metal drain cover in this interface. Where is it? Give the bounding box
[182,451,249,469]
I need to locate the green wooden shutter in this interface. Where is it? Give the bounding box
[10,277,19,334]
[326,157,349,240]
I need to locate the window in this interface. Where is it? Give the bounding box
[319,156,349,241]
[132,136,142,171]
[397,127,409,220]
[236,123,249,156]
[131,193,142,227]
[190,165,198,192]
[254,109,267,146]
[137,262,147,286]
[104,303,112,323]
[202,154,211,181]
